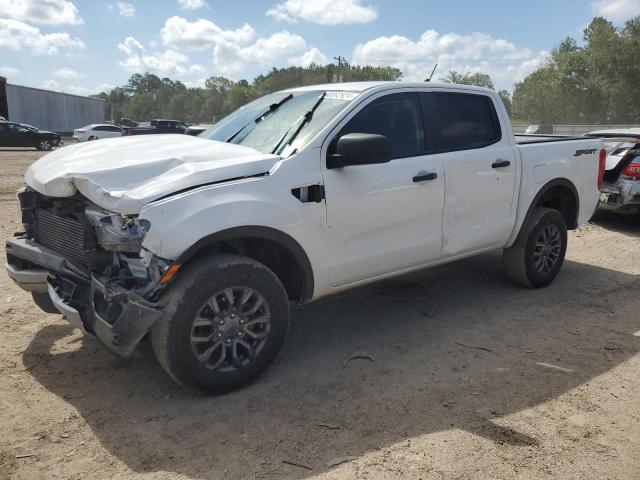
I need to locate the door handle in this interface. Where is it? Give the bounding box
[492,159,511,168]
[413,172,437,182]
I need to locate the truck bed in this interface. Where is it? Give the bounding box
[515,135,586,144]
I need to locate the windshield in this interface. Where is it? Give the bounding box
[200,90,358,156]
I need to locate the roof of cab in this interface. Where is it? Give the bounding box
[285,81,494,94]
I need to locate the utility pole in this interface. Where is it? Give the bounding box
[333,56,347,83]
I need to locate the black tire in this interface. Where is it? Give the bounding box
[503,207,568,288]
[32,291,58,314]
[151,253,290,394]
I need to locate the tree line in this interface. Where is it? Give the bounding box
[93,17,640,125]
[94,64,401,125]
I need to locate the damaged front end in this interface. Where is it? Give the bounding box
[598,140,640,215]
[5,187,174,357]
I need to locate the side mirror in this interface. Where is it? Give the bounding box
[327,133,392,169]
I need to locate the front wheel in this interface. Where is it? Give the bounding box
[503,207,568,288]
[151,254,290,394]
[36,139,52,151]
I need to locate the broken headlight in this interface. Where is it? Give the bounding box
[85,207,151,252]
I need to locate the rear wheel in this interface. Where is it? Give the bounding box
[151,254,290,394]
[503,207,568,288]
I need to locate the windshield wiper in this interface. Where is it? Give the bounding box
[271,92,326,155]
[225,93,293,143]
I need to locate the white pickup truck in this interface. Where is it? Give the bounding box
[5,82,604,394]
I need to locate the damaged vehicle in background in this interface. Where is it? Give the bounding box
[5,82,603,395]
[585,128,640,216]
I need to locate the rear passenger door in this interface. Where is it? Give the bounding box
[428,91,517,255]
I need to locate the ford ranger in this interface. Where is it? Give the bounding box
[5,82,604,394]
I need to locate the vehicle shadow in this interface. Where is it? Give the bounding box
[591,211,640,237]
[22,252,640,479]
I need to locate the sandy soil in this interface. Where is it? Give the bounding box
[0,148,639,480]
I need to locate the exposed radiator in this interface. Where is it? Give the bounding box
[34,209,88,266]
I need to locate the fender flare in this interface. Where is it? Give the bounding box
[518,178,580,237]
[176,225,315,302]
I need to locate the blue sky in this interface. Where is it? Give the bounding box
[1,0,639,95]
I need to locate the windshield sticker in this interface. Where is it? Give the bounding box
[325,91,359,101]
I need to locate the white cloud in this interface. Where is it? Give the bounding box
[0,19,85,55]
[65,83,115,95]
[289,47,329,67]
[159,16,324,77]
[0,66,18,77]
[118,36,206,76]
[178,0,205,10]
[0,0,83,25]
[161,16,256,51]
[114,1,135,17]
[592,0,640,22]
[42,79,59,89]
[267,0,377,25]
[52,66,84,79]
[352,29,550,89]
[213,31,308,75]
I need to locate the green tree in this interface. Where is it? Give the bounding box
[87,62,403,124]
[512,16,640,124]
[442,71,495,89]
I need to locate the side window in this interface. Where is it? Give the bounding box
[107,126,121,132]
[432,93,501,152]
[337,93,425,159]
[94,126,106,131]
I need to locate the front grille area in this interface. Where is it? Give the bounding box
[34,209,89,266]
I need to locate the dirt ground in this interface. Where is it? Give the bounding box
[0,148,639,480]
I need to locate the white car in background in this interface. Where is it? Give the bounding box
[73,124,122,142]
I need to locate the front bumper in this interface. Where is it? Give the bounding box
[599,179,640,214]
[6,236,164,358]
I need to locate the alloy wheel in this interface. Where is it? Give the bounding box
[532,224,562,274]
[190,286,271,372]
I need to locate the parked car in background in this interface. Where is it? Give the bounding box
[6,82,603,394]
[184,124,212,136]
[73,124,122,142]
[0,120,62,150]
[586,128,640,215]
[123,119,188,136]
[525,124,554,134]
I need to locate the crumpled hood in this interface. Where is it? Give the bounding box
[25,134,280,214]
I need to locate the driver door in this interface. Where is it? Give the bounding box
[322,91,445,287]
